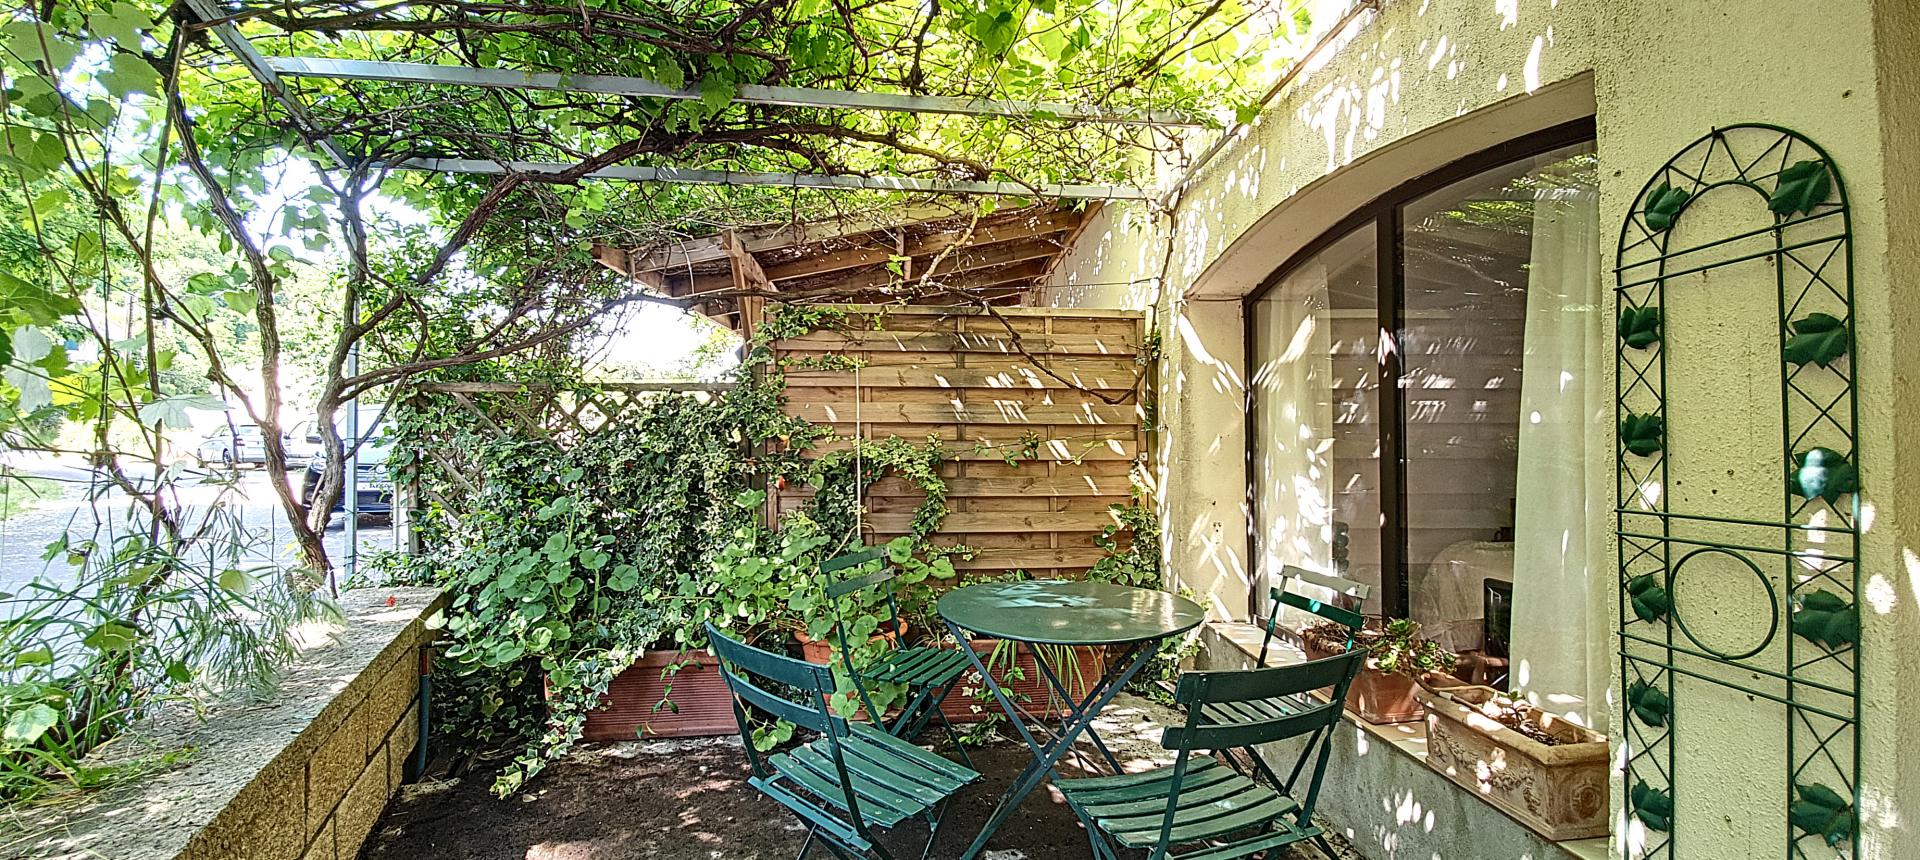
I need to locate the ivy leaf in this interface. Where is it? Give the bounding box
[1643,182,1691,232]
[3,704,60,747]
[1626,680,1671,728]
[1620,413,1665,457]
[1631,780,1673,832]
[1783,313,1849,368]
[1791,590,1858,650]
[1790,447,1859,504]
[1619,306,1662,350]
[1788,782,1854,847]
[1770,160,1832,217]
[1627,574,1670,624]
[137,393,224,427]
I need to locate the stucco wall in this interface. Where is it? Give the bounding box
[1048,0,1917,856]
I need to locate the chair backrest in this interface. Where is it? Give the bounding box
[1257,564,1371,666]
[1156,648,1366,844]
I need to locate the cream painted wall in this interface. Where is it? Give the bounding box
[1045,0,1917,857]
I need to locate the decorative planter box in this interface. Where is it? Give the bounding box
[1304,640,1423,724]
[1414,684,1609,841]
[941,641,1107,724]
[581,649,739,741]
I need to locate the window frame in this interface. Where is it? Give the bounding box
[1241,117,1599,620]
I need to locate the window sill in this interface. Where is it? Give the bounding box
[1205,621,1610,860]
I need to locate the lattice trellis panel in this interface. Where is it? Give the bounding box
[401,382,734,541]
[1615,124,1859,860]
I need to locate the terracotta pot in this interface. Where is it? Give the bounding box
[1415,684,1609,841]
[940,640,1108,724]
[794,620,907,665]
[579,649,739,741]
[1303,639,1424,724]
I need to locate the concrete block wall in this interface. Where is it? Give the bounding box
[10,588,443,860]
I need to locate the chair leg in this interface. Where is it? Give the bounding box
[796,827,818,860]
[1311,833,1341,860]
[933,703,976,769]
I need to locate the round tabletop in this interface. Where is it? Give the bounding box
[938,580,1207,647]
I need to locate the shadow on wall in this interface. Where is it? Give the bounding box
[1165,0,1580,290]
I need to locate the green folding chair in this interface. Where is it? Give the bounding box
[705,623,981,860]
[1198,565,1370,785]
[1057,649,1367,860]
[819,547,977,768]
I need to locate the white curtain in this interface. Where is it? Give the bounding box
[1251,274,1336,596]
[1509,187,1608,729]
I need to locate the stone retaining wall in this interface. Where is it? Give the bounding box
[8,588,443,860]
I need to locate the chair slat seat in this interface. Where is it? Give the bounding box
[768,723,980,828]
[864,646,971,687]
[1059,758,1302,848]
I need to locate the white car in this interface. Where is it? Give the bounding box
[195,424,273,468]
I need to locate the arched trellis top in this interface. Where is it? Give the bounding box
[1613,123,1862,860]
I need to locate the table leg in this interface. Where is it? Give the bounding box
[945,626,1162,860]
[1026,645,1123,772]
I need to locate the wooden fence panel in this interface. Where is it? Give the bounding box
[771,305,1150,580]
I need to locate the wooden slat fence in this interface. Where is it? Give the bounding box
[772,305,1151,579]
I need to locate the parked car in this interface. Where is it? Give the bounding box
[299,408,395,516]
[195,423,273,468]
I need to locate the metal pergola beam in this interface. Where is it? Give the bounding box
[383,158,1154,200]
[180,0,349,166]
[265,56,1207,128]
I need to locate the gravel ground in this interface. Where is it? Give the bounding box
[359,696,1364,860]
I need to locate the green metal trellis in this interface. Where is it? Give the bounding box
[1615,124,1860,860]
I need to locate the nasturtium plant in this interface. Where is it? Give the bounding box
[1626,679,1671,728]
[1770,160,1833,217]
[1783,312,1849,368]
[1791,589,1859,651]
[1643,182,1692,232]
[1789,782,1855,847]
[1631,780,1674,832]
[1621,413,1665,457]
[1790,447,1859,504]
[1619,305,1663,350]
[1627,574,1671,624]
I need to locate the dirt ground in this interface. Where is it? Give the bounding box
[359,696,1360,860]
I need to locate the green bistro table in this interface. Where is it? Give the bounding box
[939,579,1206,860]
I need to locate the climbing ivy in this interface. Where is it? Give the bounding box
[1770,160,1833,217]
[1783,313,1850,369]
[1632,780,1675,832]
[1789,782,1855,847]
[1621,413,1666,458]
[1643,182,1692,232]
[1619,305,1664,350]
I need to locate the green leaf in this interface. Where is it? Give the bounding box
[1643,182,1691,232]
[1791,589,1858,650]
[3,704,60,747]
[1783,312,1849,368]
[165,660,193,684]
[1626,679,1671,728]
[1789,782,1854,847]
[1790,447,1858,504]
[83,621,138,652]
[1618,305,1662,350]
[137,393,225,428]
[217,568,252,594]
[1620,413,1664,457]
[1630,780,1673,832]
[1627,573,1670,623]
[10,647,51,669]
[698,73,735,115]
[1770,160,1832,217]
[220,289,257,312]
[100,53,161,96]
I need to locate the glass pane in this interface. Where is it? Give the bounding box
[1398,142,1599,673]
[1251,226,1381,603]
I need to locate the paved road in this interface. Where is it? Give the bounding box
[0,457,399,595]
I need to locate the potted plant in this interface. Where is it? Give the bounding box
[1301,617,1457,724]
[939,640,1107,724]
[1414,681,1609,840]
